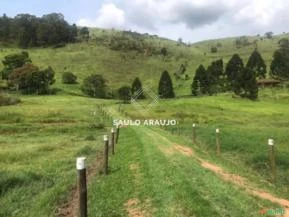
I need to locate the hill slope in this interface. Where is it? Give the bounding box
[1,30,287,96]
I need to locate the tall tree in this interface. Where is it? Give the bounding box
[0,14,10,41]
[225,54,244,94]
[240,67,258,100]
[79,27,89,42]
[270,41,289,80]
[131,77,145,99]
[207,59,224,93]
[246,49,266,79]
[192,65,206,96]
[158,70,175,98]
[15,14,38,48]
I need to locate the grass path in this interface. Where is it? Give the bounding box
[145,127,289,217]
[86,122,289,216]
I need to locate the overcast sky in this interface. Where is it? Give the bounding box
[1,0,289,42]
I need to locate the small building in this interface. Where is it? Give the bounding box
[257,79,281,88]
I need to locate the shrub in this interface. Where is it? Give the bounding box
[62,72,77,84]
[118,86,131,103]
[211,46,218,53]
[81,74,107,98]
[8,64,55,94]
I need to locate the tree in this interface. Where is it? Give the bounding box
[207,59,224,93]
[118,86,131,103]
[177,37,183,45]
[246,49,267,79]
[158,70,175,98]
[225,54,244,94]
[14,14,38,48]
[69,24,78,42]
[192,65,206,96]
[0,14,10,41]
[160,47,167,61]
[191,64,216,96]
[235,36,250,47]
[62,72,77,84]
[79,27,89,42]
[265,32,273,39]
[211,46,218,53]
[278,38,289,49]
[240,67,258,100]
[270,46,289,80]
[0,13,78,47]
[8,64,55,94]
[81,74,107,98]
[131,77,145,99]
[1,51,31,79]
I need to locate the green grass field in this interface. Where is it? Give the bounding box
[0,95,114,217]
[1,30,289,216]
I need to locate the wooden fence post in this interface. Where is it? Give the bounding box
[116,125,120,144]
[103,135,109,175]
[76,157,87,217]
[111,128,115,155]
[192,123,196,144]
[268,138,276,183]
[216,128,221,155]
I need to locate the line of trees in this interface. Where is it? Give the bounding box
[192,49,269,100]
[0,13,78,48]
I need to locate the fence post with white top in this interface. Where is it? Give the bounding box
[192,124,196,144]
[103,135,109,175]
[216,128,221,155]
[76,157,87,217]
[268,138,276,183]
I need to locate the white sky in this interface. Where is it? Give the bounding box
[1,0,288,43]
[77,0,289,42]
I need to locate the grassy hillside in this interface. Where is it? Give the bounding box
[1,30,287,96]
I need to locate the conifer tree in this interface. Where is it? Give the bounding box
[192,65,206,96]
[131,77,145,99]
[241,67,258,100]
[225,54,244,94]
[246,49,266,79]
[271,42,289,79]
[158,70,175,98]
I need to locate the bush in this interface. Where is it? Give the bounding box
[8,64,55,94]
[211,46,218,53]
[81,74,107,98]
[62,72,77,84]
[0,94,21,106]
[118,86,131,103]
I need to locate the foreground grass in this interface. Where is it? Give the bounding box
[88,126,277,216]
[0,95,112,217]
